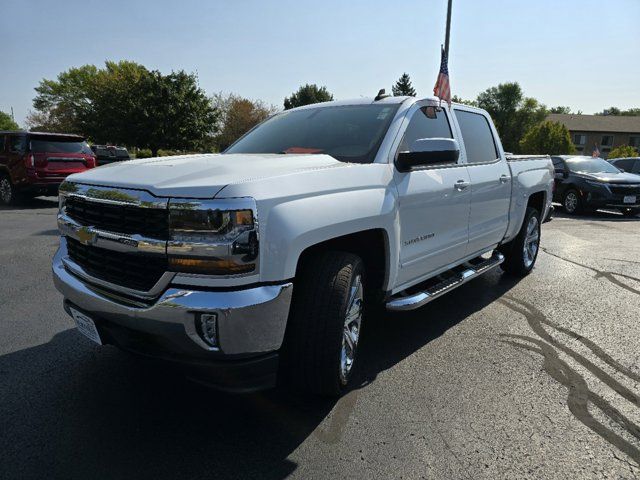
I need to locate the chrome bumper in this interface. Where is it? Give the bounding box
[52,243,293,356]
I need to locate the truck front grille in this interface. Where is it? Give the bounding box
[67,237,167,292]
[65,196,169,239]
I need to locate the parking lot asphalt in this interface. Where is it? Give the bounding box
[1,199,639,480]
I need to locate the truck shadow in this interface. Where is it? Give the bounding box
[0,270,519,480]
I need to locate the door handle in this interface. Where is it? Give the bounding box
[454,180,470,191]
[499,174,510,184]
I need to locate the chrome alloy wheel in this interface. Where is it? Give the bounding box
[0,177,12,204]
[523,216,540,269]
[339,273,363,384]
[564,192,578,213]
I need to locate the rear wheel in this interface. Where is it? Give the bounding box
[281,251,364,396]
[500,207,541,277]
[563,189,583,215]
[0,174,16,206]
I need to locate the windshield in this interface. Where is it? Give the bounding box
[225,104,400,163]
[30,138,92,155]
[566,157,620,174]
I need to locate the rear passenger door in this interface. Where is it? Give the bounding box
[453,109,511,256]
[393,103,472,289]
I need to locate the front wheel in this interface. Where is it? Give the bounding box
[0,174,16,206]
[563,189,582,215]
[499,207,541,277]
[280,251,364,396]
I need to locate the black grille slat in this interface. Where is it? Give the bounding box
[67,238,167,292]
[65,197,169,239]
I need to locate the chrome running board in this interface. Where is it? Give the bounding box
[385,252,505,312]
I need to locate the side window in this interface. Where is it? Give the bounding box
[8,136,24,153]
[614,159,634,171]
[399,107,453,153]
[454,110,499,164]
[633,160,640,174]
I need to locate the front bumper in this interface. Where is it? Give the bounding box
[52,242,293,390]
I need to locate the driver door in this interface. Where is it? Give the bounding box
[393,104,471,290]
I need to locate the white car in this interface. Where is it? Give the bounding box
[53,95,554,395]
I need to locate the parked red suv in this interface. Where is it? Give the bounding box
[0,131,96,205]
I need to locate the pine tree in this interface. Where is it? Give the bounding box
[392,73,416,97]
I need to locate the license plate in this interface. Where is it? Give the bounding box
[623,195,637,204]
[69,307,102,345]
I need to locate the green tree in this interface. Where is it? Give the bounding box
[596,107,640,116]
[392,73,416,96]
[550,106,572,114]
[608,145,639,159]
[451,95,477,107]
[213,93,276,150]
[519,121,576,155]
[476,82,547,153]
[0,111,19,130]
[284,84,333,110]
[30,64,98,133]
[29,61,218,156]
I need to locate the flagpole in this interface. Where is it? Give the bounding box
[444,0,452,58]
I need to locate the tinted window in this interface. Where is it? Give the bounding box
[9,136,25,153]
[399,107,452,152]
[30,138,92,154]
[612,158,634,171]
[226,104,400,164]
[551,157,564,169]
[454,110,498,164]
[633,160,640,174]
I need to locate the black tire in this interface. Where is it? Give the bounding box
[0,174,16,206]
[562,189,583,215]
[499,207,541,277]
[620,208,639,218]
[280,251,365,396]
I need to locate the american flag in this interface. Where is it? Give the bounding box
[592,144,600,157]
[433,47,451,106]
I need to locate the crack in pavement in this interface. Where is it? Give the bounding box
[541,247,640,296]
[498,296,640,466]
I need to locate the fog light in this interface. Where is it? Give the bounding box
[198,313,219,348]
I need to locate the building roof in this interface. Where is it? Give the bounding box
[547,114,640,134]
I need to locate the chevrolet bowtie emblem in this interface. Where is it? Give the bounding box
[77,226,97,246]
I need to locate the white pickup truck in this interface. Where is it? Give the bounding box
[52,95,554,395]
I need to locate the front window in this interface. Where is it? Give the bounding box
[30,137,92,155]
[565,156,620,174]
[225,104,400,164]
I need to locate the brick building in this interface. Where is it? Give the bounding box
[546,113,640,158]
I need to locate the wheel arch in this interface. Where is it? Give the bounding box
[295,229,391,301]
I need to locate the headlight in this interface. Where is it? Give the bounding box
[167,198,259,276]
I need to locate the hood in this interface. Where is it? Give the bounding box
[66,153,348,198]
[577,171,640,184]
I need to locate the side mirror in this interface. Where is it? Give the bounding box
[396,138,460,172]
[554,168,568,179]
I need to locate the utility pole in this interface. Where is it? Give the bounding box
[444,0,453,58]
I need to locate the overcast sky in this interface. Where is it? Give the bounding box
[1,0,639,126]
